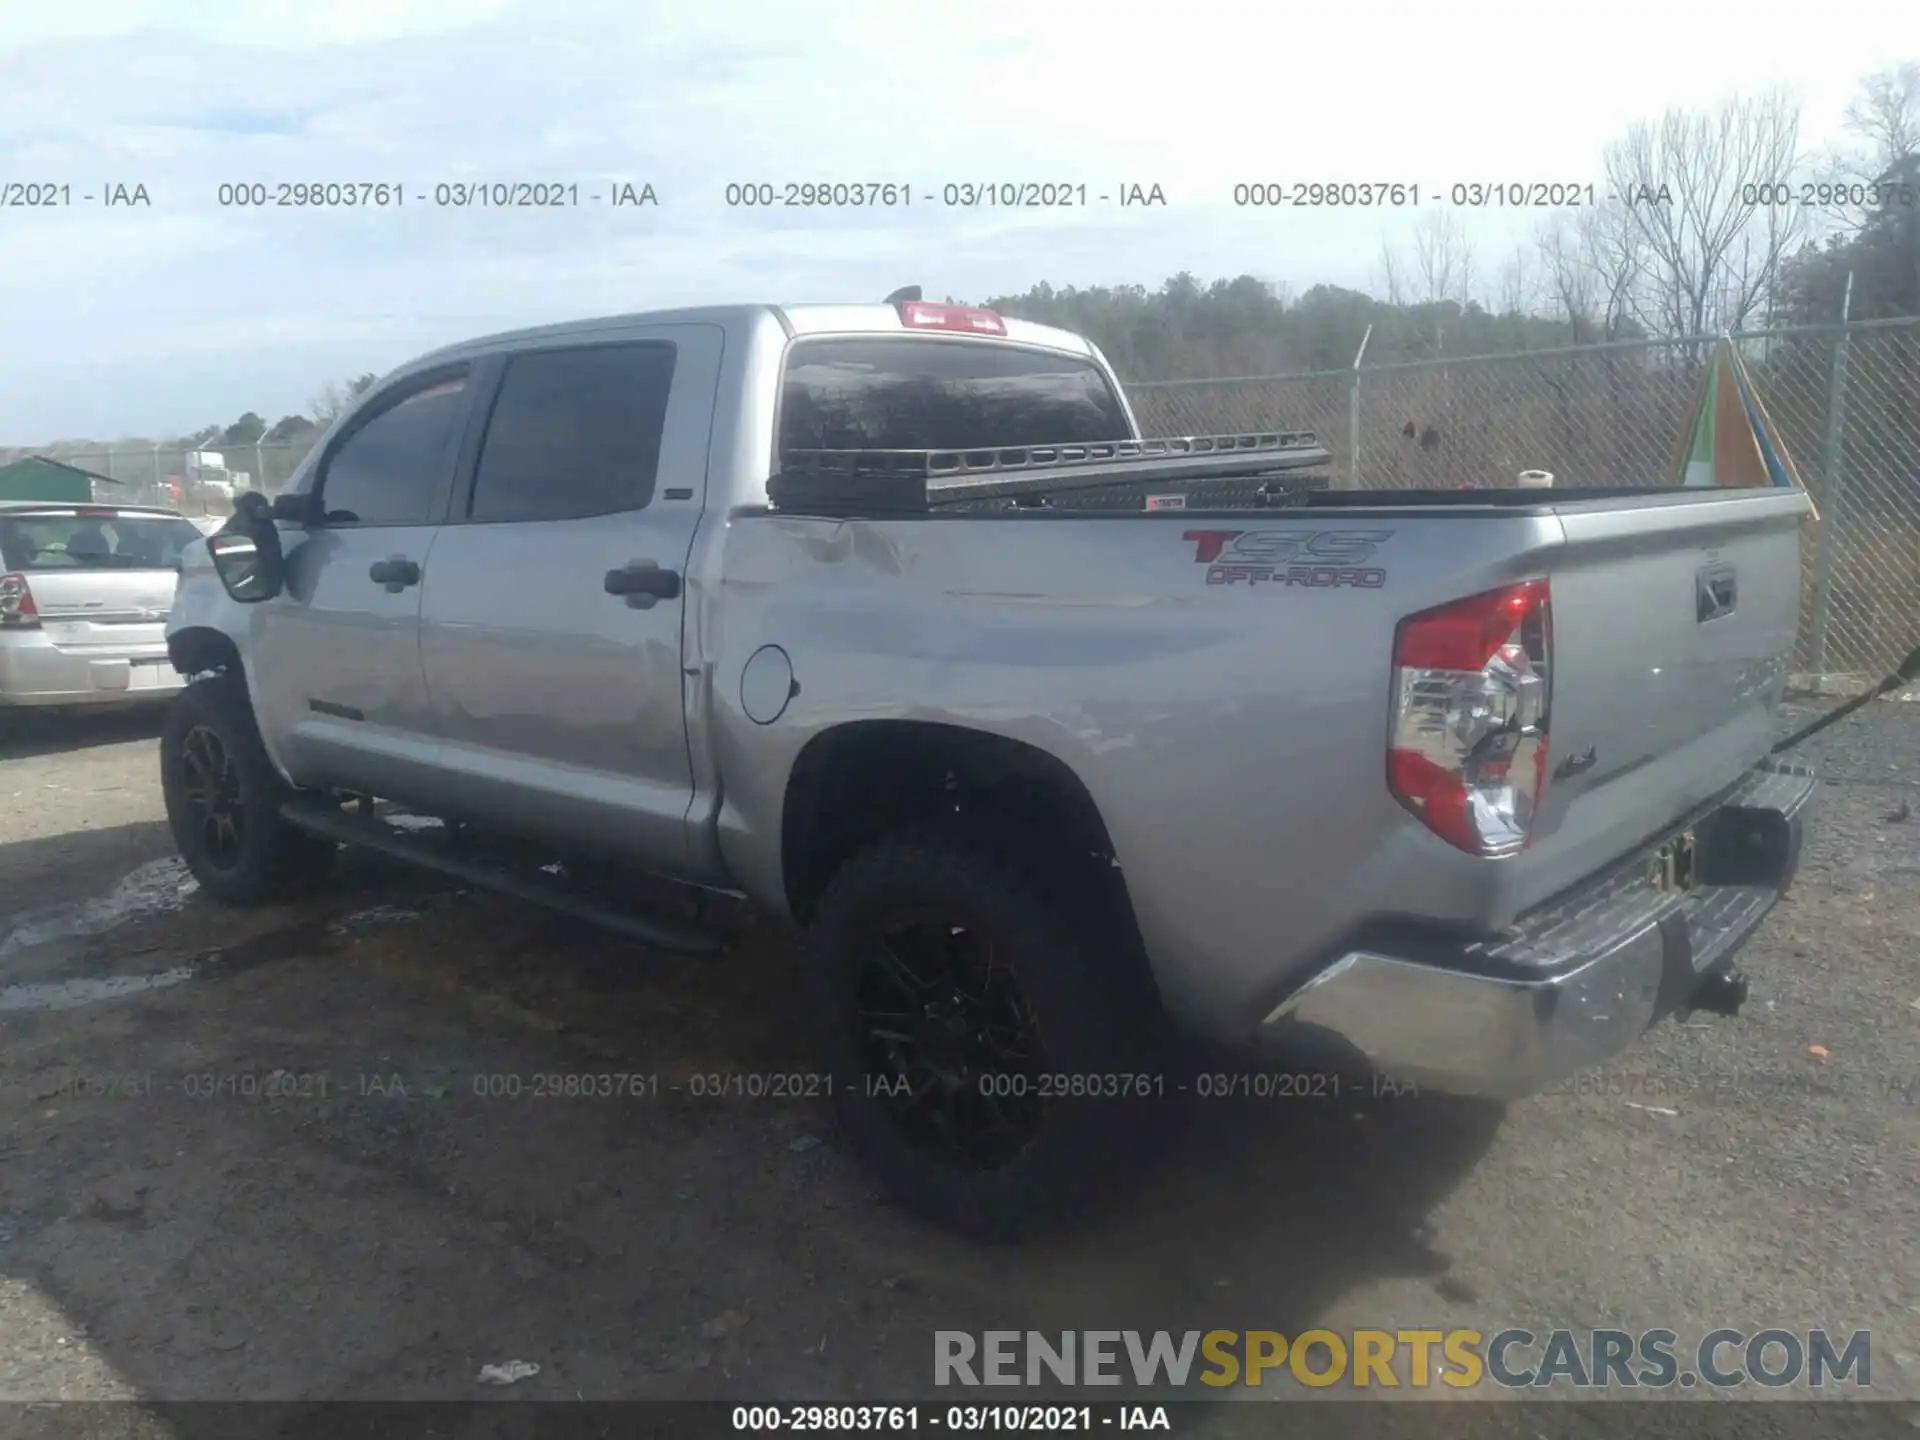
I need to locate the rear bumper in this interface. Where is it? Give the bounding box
[1260,759,1816,1099]
[0,633,185,707]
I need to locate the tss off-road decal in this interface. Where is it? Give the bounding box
[1182,529,1393,588]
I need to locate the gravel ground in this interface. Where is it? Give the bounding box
[0,700,1914,1437]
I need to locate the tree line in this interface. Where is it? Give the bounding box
[982,63,1917,380]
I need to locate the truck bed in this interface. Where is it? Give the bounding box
[715,483,1811,1035]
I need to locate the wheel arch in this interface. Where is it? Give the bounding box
[779,719,1160,1016]
[167,625,243,680]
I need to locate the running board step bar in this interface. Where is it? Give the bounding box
[278,798,724,957]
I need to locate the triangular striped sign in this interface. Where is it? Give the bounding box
[1668,336,1817,520]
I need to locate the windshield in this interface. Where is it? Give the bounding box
[778,337,1132,454]
[0,513,206,571]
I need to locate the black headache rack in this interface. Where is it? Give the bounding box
[768,431,1335,517]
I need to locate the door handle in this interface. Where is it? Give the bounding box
[604,560,681,609]
[369,555,421,593]
[1697,565,1737,623]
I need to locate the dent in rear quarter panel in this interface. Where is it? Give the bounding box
[707,509,1573,1039]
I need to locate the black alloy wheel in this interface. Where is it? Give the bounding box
[855,909,1046,1169]
[160,674,336,904]
[176,722,245,869]
[808,826,1160,1235]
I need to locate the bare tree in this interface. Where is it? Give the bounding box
[1814,61,1920,236]
[1375,233,1407,307]
[309,372,379,428]
[1537,211,1596,339]
[1845,61,1920,171]
[1534,199,1647,343]
[1603,88,1808,337]
[1410,207,1469,306]
[310,382,355,428]
[1496,245,1537,318]
[1401,209,1474,356]
[1582,200,1647,340]
[310,384,345,428]
[1455,239,1479,318]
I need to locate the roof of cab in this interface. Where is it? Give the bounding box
[408,302,1096,369]
[778,304,1094,356]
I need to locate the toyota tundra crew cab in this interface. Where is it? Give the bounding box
[162,295,1815,1234]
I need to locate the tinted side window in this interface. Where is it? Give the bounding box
[778,339,1131,454]
[319,375,468,526]
[468,344,678,523]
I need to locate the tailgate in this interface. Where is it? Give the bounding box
[1527,489,1806,884]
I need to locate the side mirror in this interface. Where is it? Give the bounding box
[208,496,285,603]
[270,492,316,525]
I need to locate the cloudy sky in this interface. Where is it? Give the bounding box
[0,0,1897,442]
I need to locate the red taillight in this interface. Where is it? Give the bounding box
[1393,580,1550,670]
[0,572,40,629]
[897,301,1007,336]
[1387,579,1552,856]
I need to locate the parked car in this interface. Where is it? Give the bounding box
[161,295,1815,1234]
[1,502,203,712]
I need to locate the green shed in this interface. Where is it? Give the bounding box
[0,456,123,504]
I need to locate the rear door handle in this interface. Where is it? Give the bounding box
[604,560,681,609]
[1697,565,1737,623]
[368,555,421,593]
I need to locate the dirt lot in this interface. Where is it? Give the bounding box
[0,700,1916,1435]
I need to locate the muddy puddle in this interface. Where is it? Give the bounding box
[0,846,432,1013]
[0,857,200,962]
[0,965,201,1012]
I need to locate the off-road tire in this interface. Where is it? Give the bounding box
[161,673,335,905]
[808,825,1156,1237]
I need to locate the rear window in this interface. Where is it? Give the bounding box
[777,338,1131,455]
[0,513,205,571]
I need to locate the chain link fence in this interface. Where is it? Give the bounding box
[1130,317,1920,684]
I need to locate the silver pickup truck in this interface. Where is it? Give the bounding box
[163,294,1815,1234]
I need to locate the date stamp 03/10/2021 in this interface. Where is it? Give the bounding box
[7,175,1908,213]
[10,1067,1424,1106]
[16,1062,1909,1105]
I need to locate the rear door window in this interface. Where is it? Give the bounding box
[0,513,205,570]
[777,338,1131,454]
[466,343,678,522]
